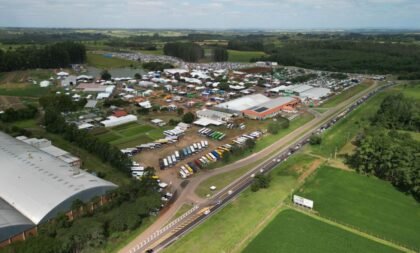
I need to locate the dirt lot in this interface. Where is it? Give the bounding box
[133,126,222,169]
[0,96,24,110]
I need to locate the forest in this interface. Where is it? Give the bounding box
[348,93,420,200]
[163,42,204,62]
[256,40,420,78]
[0,41,86,71]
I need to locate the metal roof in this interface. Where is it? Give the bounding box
[0,198,34,242]
[0,131,117,226]
[215,94,271,112]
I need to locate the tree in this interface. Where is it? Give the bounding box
[213,47,228,62]
[134,73,142,79]
[222,152,230,163]
[251,174,272,192]
[101,70,112,80]
[177,107,184,116]
[182,112,195,123]
[218,81,230,91]
[245,138,256,150]
[309,134,322,145]
[163,42,204,62]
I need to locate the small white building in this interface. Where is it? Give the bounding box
[40,80,51,87]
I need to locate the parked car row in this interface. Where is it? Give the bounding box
[198,128,226,140]
[159,140,209,170]
[232,130,263,145]
[178,144,232,178]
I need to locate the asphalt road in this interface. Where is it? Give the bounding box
[120,81,388,253]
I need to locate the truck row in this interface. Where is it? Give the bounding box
[178,144,232,178]
[198,128,226,140]
[159,140,209,170]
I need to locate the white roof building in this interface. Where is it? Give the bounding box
[0,131,117,241]
[300,87,331,100]
[100,115,138,128]
[215,94,271,113]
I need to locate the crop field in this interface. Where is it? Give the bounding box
[94,122,165,148]
[242,209,401,253]
[164,153,319,253]
[86,52,141,69]
[227,50,266,62]
[296,166,420,250]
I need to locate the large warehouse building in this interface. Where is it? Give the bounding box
[0,131,117,244]
[215,94,300,119]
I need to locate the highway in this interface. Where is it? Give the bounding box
[124,81,392,253]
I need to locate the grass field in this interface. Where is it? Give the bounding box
[297,166,420,250]
[227,50,266,62]
[242,209,401,253]
[95,122,165,148]
[164,153,319,253]
[87,52,141,69]
[393,83,420,100]
[321,82,372,108]
[138,49,164,55]
[0,84,51,97]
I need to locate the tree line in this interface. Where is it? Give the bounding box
[347,93,420,200]
[39,95,132,175]
[0,105,38,122]
[0,41,86,72]
[163,42,204,62]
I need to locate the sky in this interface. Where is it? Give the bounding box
[0,0,419,29]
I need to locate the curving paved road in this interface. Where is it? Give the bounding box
[119,81,380,253]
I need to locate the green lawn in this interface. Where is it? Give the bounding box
[227,50,266,63]
[242,209,401,253]
[164,154,318,253]
[297,166,420,251]
[321,82,371,108]
[0,85,51,97]
[95,122,163,148]
[87,52,141,69]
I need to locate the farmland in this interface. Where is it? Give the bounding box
[242,209,402,253]
[164,154,320,253]
[296,166,420,251]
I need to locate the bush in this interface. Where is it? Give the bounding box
[309,134,322,145]
[182,112,195,124]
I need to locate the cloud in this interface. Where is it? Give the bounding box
[0,0,419,28]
